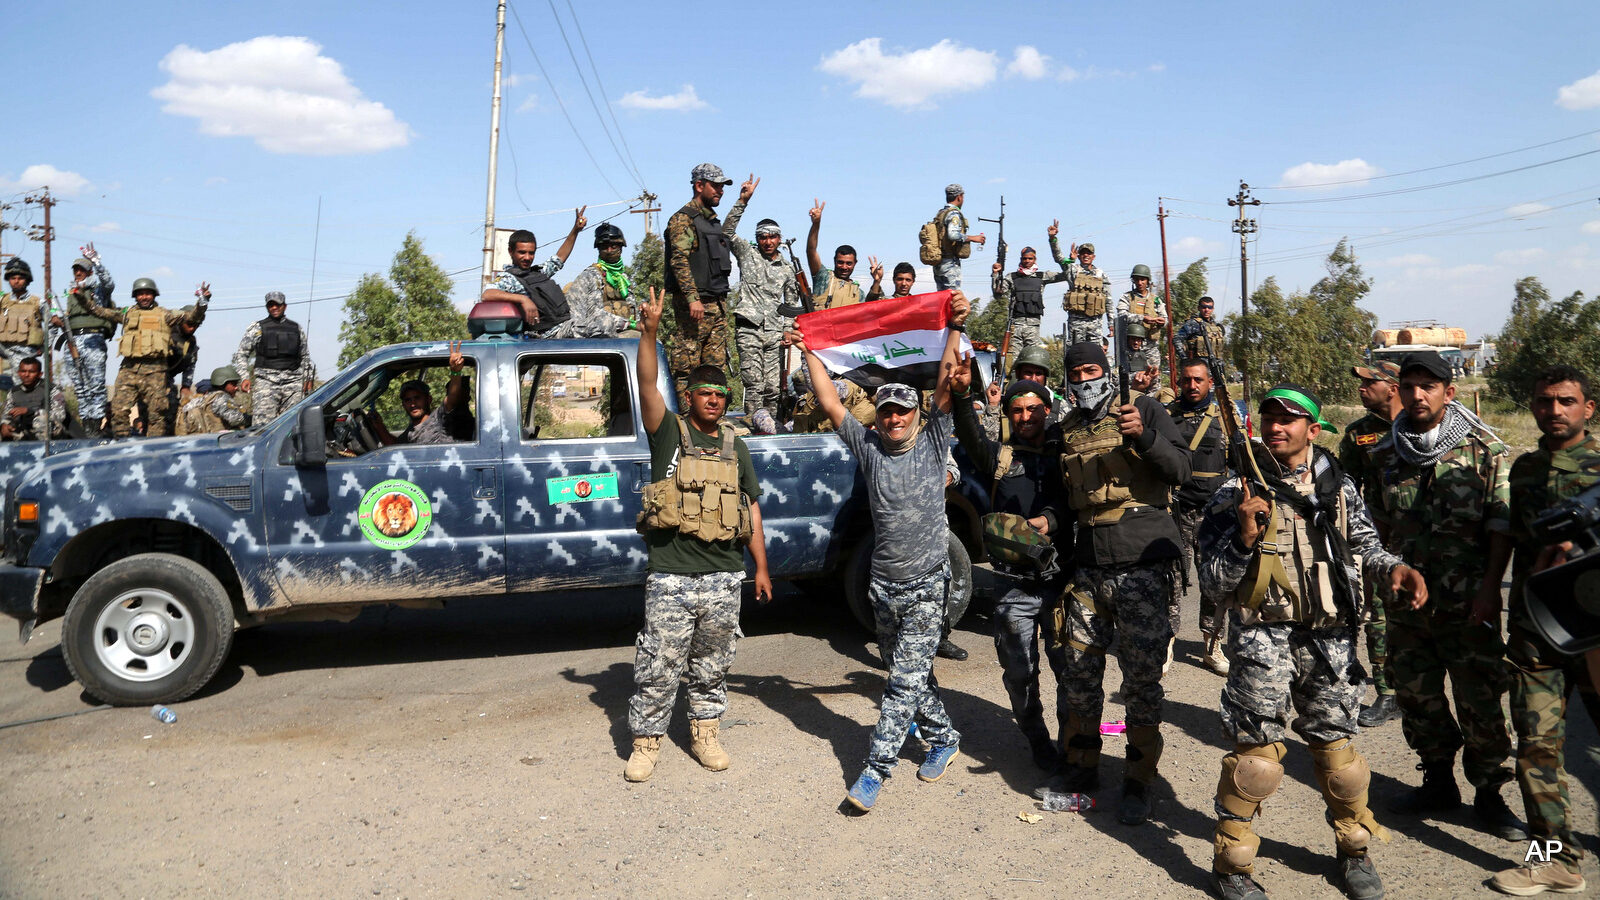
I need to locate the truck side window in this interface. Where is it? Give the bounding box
[327,356,478,458]
[518,354,632,441]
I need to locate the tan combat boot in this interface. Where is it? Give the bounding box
[689,718,731,771]
[624,735,662,782]
[1203,632,1231,676]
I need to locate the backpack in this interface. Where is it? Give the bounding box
[918,207,969,265]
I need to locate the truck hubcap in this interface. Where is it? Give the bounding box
[92,589,196,682]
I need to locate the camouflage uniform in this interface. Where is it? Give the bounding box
[627,571,744,737]
[207,391,250,430]
[1337,411,1396,697]
[992,268,1069,353]
[57,261,115,423]
[1117,290,1168,371]
[1370,418,1514,791]
[1049,236,1111,347]
[0,291,45,374]
[934,203,972,291]
[1176,315,1226,367]
[1,381,67,441]
[232,317,314,423]
[176,392,221,436]
[560,263,635,338]
[865,565,961,778]
[665,199,731,400]
[1504,432,1600,871]
[721,199,797,419]
[89,301,207,438]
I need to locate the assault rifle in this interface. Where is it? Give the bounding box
[1113,313,1132,445]
[777,239,815,426]
[978,197,1006,383]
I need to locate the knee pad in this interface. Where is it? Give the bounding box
[1213,817,1260,875]
[1311,739,1368,804]
[1217,743,1286,820]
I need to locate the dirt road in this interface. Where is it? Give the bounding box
[1,580,1594,898]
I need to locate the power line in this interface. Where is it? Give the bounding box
[542,0,646,193]
[505,1,624,198]
[564,0,647,191]
[1262,147,1600,205]
[1261,127,1600,190]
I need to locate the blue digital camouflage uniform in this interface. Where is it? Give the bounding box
[721,199,798,420]
[934,204,972,292]
[1504,431,1600,871]
[232,318,314,423]
[628,571,745,736]
[206,391,250,430]
[57,261,115,423]
[865,565,960,778]
[1,381,67,441]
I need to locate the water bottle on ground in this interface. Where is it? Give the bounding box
[150,705,176,724]
[1040,790,1095,812]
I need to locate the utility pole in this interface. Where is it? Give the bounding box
[481,0,507,286]
[1157,200,1176,377]
[24,189,56,451]
[1228,181,1260,411]
[630,191,660,236]
[0,202,15,262]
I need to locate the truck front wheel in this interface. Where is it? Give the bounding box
[843,530,973,635]
[60,554,235,706]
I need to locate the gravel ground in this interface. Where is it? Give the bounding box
[0,576,1594,899]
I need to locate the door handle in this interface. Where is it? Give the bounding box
[473,466,498,500]
[633,461,649,494]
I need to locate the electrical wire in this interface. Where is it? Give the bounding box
[564,0,647,191]
[543,0,646,193]
[1262,148,1600,205]
[1261,127,1600,190]
[505,1,624,199]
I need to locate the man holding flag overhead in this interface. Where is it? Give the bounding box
[788,288,972,814]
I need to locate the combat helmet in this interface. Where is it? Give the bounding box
[3,258,32,283]
[130,277,160,297]
[1011,344,1052,375]
[981,512,1060,578]
[593,223,626,248]
[1130,264,1152,280]
[1125,321,1149,341]
[211,366,241,386]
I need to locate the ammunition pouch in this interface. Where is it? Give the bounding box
[1060,410,1171,526]
[118,307,172,359]
[636,416,753,545]
[1064,270,1108,316]
[0,297,42,345]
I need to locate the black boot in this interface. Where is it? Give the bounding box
[1033,762,1099,799]
[1024,727,1061,771]
[935,638,968,661]
[1387,761,1460,815]
[1213,872,1268,900]
[1118,779,1150,825]
[1473,785,1526,841]
[1337,851,1385,900]
[1357,694,1399,728]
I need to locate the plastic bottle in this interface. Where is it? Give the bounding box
[1040,790,1096,812]
[150,704,176,724]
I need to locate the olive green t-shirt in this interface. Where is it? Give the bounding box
[644,414,759,574]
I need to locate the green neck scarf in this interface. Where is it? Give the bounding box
[597,259,630,301]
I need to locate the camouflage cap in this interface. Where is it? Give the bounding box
[690,163,733,185]
[873,383,919,410]
[264,290,287,306]
[1351,361,1400,384]
[71,257,92,271]
[982,512,1060,577]
[1078,242,1095,254]
[945,183,964,200]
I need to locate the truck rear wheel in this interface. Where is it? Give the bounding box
[60,554,235,706]
[843,530,972,635]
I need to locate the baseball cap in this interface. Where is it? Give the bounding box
[874,383,919,411]
[1078,242,1095,254]
[945,183,964,200]
[690,163,733,185]
[1351,361,1400,384]
[1260,382,1338,433]
[1399,350,1452,382]
[264,290,287,306]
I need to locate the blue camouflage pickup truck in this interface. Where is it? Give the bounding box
[0,333,975,705]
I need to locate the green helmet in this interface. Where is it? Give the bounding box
[211,366,241,386]
[1125,321,1148,340]
[1011,344,1052,375]
[131,277,160,297]
[1130,264,1152,280]
[981,512,1060,577]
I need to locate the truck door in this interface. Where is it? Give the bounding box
[502,347,650,592]
[261,344,508,605]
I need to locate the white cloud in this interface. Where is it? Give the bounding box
[1277,158,1382,188]
[1148,63,1166,73]
[1379,253,1440,267]
[203,176,227,187]
[516,94,539,114]
[1494,247,1548,265]
[1556,69,1600,110]
[151,36,412,155]
[1006,46,1050,80]
[985,176,1006,184]
[1582,220,1600,235]
[1173,236,1221,255]
[819,38,997,109]
[501,73,535,89]
[90,222,121,233]
[148,266,176,280]
[0,164,90,196]
[1058,66,1082,83]
[617,84,708,112]
[1506,202,1552,218]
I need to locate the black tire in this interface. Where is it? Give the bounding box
[60,553,235,706]
[844,530,973,634]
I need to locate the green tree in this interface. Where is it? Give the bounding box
[627,230,666,294]
[966,295,1009,346]
[1163,257,1209,325]
[1488,277,1600,405]
[338,232,467,367]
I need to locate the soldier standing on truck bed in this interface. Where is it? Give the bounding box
[481,208,588,337]
[930,184,985,292]
[664,163,736,404]
[0,259,46,375]
[87,278,208,438]
[720,174,798,424]
[231,292,313,424]
[625,287,772,783]
[807,200,873,309]
[992,246,1068,357]
[790,290,971,813]
[50,244,115,435]
[1048,226,1111,349]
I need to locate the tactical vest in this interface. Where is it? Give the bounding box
[1184,319,1225,360]
[1170,399,1228,507]
[167,330,197,379]
[1064,268,1108,316]
[591,263,634,319]
[1010,273,1044,318]
[255,316,302,370]
[509,267,571,335]
[0,295,43,345]
[663,205,732,298]
[1235,479,1350,627]
[1124,290,1165,345]
[937,207,972,260]
[636,416,753,544]
[66,287,113,336]
[819,274,862,309]
[177,395,222,436]
[1058,407,1172,526]
[118,307,173,359]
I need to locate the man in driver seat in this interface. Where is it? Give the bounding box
[369,342,472,445]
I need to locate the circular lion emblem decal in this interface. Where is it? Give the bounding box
[358,479,433,550]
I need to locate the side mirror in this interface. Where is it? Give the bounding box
[293,404,328,467]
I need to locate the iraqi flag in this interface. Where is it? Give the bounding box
[797,290,972,390]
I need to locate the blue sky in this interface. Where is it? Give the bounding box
[4,1,1598,380]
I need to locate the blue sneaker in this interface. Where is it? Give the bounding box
[918,744,961,782]
[846,770,883,812]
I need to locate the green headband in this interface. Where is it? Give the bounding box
[688,382,729,396]
[1262,387,1338,434]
